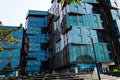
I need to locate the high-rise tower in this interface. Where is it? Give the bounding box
[25,10,48,75]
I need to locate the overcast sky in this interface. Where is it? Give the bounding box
[0,0,51,26]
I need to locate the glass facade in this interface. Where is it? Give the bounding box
[1,0,120,76]
[48,0,114,74]
[0,26,23,77]
[101,0,120,65]
[25,10,48,75]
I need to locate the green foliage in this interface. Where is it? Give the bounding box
[55,75,60,80]
[70,74,75,78]
[4,77,9,80]
[52,70,57,74]
[42,73,49,80]
[0,22,22,51]
[0,46,4,52]
[60,0,82,4]
[23,76,27,78]
[29,77,34,80]
[113,69,119,72]
[113,65,120,72]
[17,78,22,80]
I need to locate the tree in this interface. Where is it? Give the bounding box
[60,0,82,4]
[0,21,22,51]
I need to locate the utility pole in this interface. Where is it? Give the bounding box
[91,38,101,80]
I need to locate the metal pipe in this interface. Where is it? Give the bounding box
[91,38,101,80]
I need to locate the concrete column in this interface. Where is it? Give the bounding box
[107,67,110,72]
[75,67,78,74]
[94,67,97,74]
[102,68,104,72]
[104,68,106,72]
[15,71,18,77]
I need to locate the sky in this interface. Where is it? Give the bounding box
[0,0,51,27]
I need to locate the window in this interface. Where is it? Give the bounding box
[0,57,2,63]
[45,56,47,58]
[114,0,118,7]
[75,5,78,12]
[101,44,106,60]
[119,38,120,42]
[83,3,87,13]
[76,46,81,53]
[95,22,99,28]
[41,43,47,50]
[79,36,82,42]
[43,22,46,26]
[36,48,38,51]
[85,46,88,55]
[78,27,82,34]
[101,44,104,53]
[29,43,32,46]
[93,15,97,21]
[35,62,38,65]
[73,21,78,26]
[28,62,31,65]
[87,29,90,35]
[83,8,87,13]
[88,36,91,43]
[30,31,33,34]
[41,27,47,34]
[79,21,84,27]
[36,44,39,47]
[80,28,82,34]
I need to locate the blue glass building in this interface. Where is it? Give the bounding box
[1,0,120,76]
[0,26,24,77]
[25,10,48,75]
[48,0,115,73]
